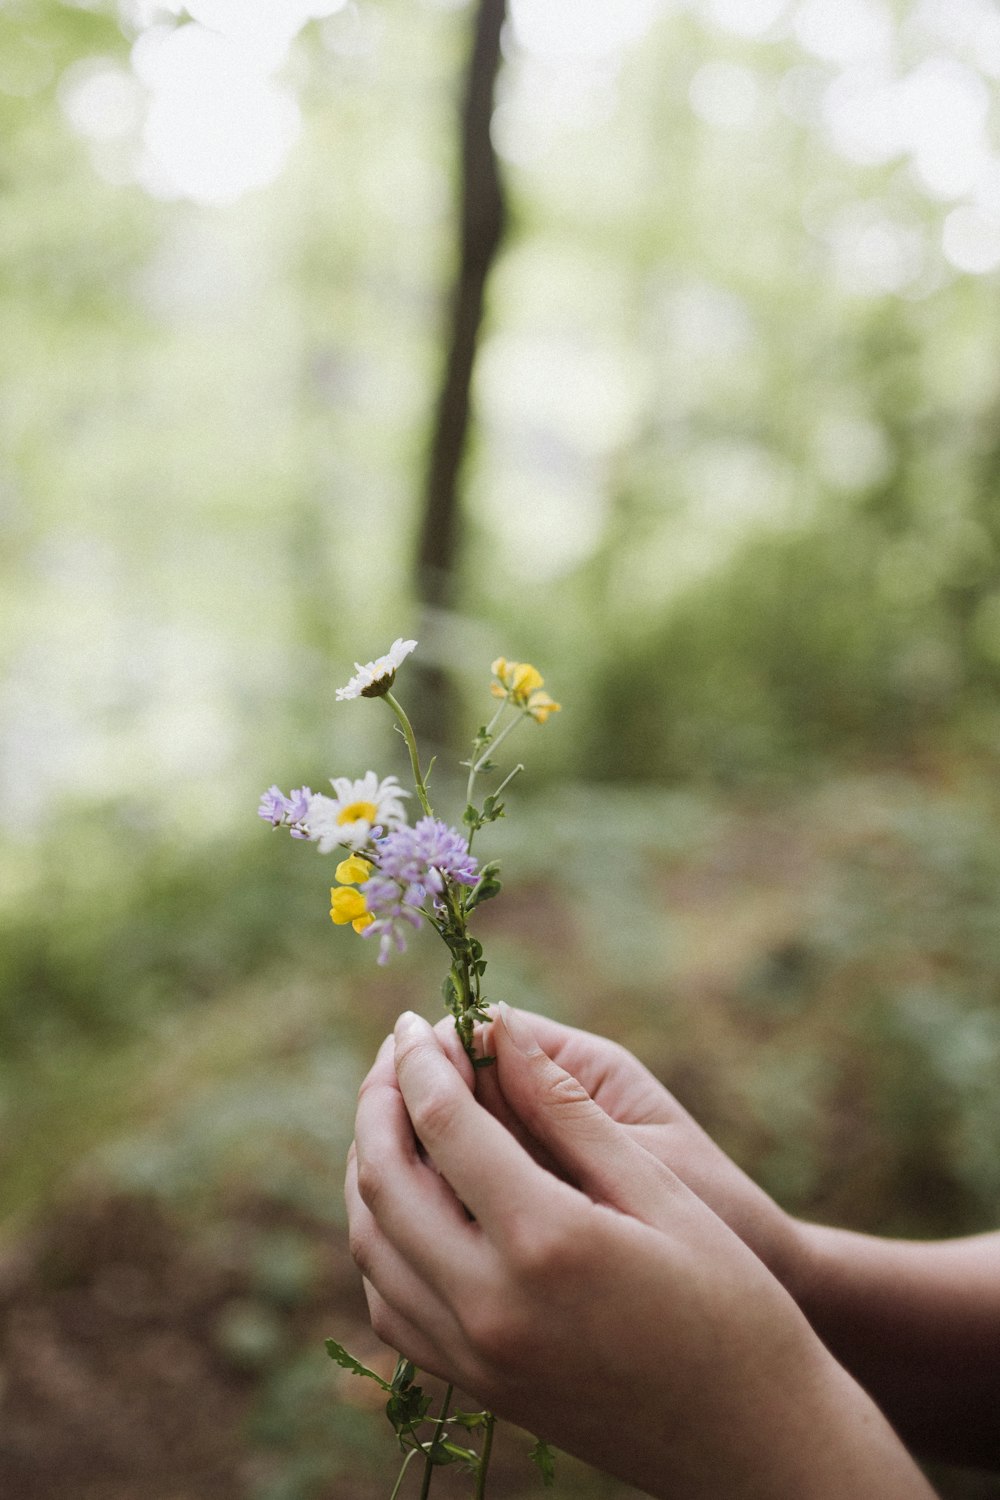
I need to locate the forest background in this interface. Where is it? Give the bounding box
[3,1,1000,1497]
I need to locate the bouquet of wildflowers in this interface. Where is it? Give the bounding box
[258,638,560,1497]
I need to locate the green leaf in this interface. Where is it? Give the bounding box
[450,1410,490,1429]
[528,1439,557,1487]
[386,1383,430,1435]
[441,972,460,1015]
[391,1357,416,1392]
[436,1440,479,1464]
[325,1340,392,1391]
[462,802,480,828]
[466,861,502,911]
[472,1053,495,1069]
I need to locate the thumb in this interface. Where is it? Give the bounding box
[493,1003,685,1229]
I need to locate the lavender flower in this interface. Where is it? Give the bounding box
[360,817,479,964]
[258,785,313,839]
[375,817,478,901]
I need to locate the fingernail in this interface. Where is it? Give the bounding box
[395,1010,428,1042]
[498,1001,541,1056]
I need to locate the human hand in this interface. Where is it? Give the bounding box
[346,1010,934,1500]
[464,1005,808,1297]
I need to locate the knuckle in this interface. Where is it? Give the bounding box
[461,1300,519,1367]
[505,1210,581,1283]
[548,1068,592,1110]
[347,1222,373,1275]
[409,1083,459,1144]
[355,1156,385,1214]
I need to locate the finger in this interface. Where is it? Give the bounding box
[502,1010,679,1125]
[353,1037,482,1298]
[432,1014,476,1089]
[360,1278,458,1387]
[392,1011,582,1246]
[492,1003,688,1232]
[345,1147,466,1374]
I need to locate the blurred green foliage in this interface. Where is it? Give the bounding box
[2,3,1000,1494]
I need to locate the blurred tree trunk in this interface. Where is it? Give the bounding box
[411,0,507,746]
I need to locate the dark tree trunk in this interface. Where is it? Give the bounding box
[411,0,507,746]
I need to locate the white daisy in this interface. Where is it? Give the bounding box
[336,638,417,701]
[308,772,409,852]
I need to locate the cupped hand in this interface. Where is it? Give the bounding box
[463,1005,807,1296]
[345,1011,934,1500]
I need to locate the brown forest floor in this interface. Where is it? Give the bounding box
[4,776,1000,1499]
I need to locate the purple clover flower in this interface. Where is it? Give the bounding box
[360,817,478,964]
[374,817,478,898]
[257,785,313,839]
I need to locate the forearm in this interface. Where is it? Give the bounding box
[794,1225,1000,1467]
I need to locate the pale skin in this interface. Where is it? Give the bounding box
[346,1005,999,1498]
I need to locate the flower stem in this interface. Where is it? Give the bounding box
[389,1445,419,1500]
[465,702,509,811]
[418,1383,454,1500]
[473,1412,496,1500]
[473,713,523,775]
[384,690,433,817]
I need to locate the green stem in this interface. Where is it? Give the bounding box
[473,712,523,774]
[418,1383,454,1500]
[385,690,433,816]
[389,1445,420,1500]
[473,1412,496,1500]
[465,701,509,811]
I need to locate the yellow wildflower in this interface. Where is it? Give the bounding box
[525,690,560,724]
[491,657,560,722]
[335,855,373,885]
[330,885,373,932]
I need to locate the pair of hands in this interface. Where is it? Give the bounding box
[346,1006,934,1499]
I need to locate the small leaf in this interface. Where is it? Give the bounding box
[472,1054,495,1069]
[386,1384,430,1434]
[450,1410,489,1430]
[466,861,503,912]
[441,973,461,1015]
[462,803,480,828]
[436,1440,479,1464]
[325,1340,392,1391]
[528,1439,557,1487]
[467,880,501,912]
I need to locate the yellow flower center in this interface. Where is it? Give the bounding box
[337,799,378,826]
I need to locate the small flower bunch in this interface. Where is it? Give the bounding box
[258,638,560,1496]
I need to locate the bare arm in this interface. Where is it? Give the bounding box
[795,1226,1000,1468]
